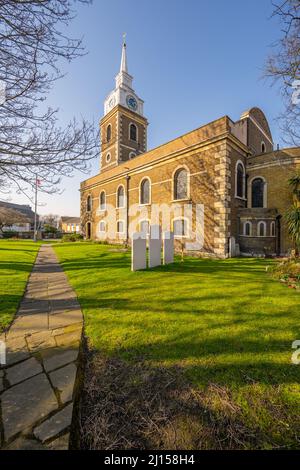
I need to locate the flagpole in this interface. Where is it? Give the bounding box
[34,174,38,242]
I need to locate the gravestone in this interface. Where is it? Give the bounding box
[149,225,161,268]
[131,232,147,271]
[163,231,174,265]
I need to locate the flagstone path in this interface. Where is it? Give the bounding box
[0,245,83,450]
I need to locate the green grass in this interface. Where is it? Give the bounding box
[0,240,41,331]
[53,242,300,448]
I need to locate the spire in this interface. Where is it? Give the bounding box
[120,33,128,73]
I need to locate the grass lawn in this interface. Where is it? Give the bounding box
[54,242,300,449]
[0,240,41,332]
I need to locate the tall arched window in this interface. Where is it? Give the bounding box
[244,221,252,236]
[270,221,275,237]
[99,191,106,211]
[174,168,188,200]
[117,185,125,208]
[258,221,266,237]
[236,162,245,198]
[251,178,265,208]
[261,141,266,153]
[106,124,111,142]
[87,195,92,212]
[129,123,137,141]
[140,178,150,205]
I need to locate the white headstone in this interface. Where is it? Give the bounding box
[149,224,161,268]
[131,232,147,271]
[163,231,174,265]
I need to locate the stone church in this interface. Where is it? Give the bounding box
[81,41,300,257]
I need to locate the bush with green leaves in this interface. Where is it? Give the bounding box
[61,233,83,242]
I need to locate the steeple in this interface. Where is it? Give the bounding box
[100,36,148,171]
[120,35,128,73]
[104,36,144,117]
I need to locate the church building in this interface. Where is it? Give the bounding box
[80,40,300,257]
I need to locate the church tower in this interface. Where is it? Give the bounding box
[100,37,148,171]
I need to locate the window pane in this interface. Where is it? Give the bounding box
[174,169,188,200]
[141,179,150,204]
[236,164,244,198]
[117,221,124,233]
[252,178,264,208]
[130,124,137,141]
[174,219,187,236]
[87,196,91,211]
[258,223,265,236]
[100,192,105,210]
[107,125,111,142]
[118,187,124,207]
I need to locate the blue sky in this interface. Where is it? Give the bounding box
[14,0,283,215]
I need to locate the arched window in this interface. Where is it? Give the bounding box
[244,221,252,236]
[174,168,188,200]
[236,162,245,198]
[129,123,137,141]
[117,220,124,233]
[258,221,266,237]
[251,178,265,208]
[270,221,276,237]
[173,218,188,238]
[140,178,150,205]
[117,185,125,208]
[99,191,106,211]
[106,124,111,142]
[87,195,92,212]
[261,141,266,153]
[99,221,106,233]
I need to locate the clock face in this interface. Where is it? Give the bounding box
[126,95,138,111]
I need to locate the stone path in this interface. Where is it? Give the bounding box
[0,245,83,450]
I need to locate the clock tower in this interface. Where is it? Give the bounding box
[100,38,148,171]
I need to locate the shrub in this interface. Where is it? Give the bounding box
[270,258,300,288]
[2,231,19,239]
[61,233,83,242]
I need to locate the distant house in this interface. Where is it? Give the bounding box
[0,201,36,234]
[61,217,81,234]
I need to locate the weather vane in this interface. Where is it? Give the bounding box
[123,32,127,46]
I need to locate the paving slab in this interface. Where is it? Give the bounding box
[34,403,73,443]
[42,348,78,373]
[1,373,58,440]
[49,363,77,404]
[7,437,46,450]
[6,357,43,386]
[46,433,70,450]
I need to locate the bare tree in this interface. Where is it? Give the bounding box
[0,207,29,233]
[266,0,300,145]
[0,0,99,197]
[40,213,60,228]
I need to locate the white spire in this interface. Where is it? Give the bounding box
[120,33,128,73]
